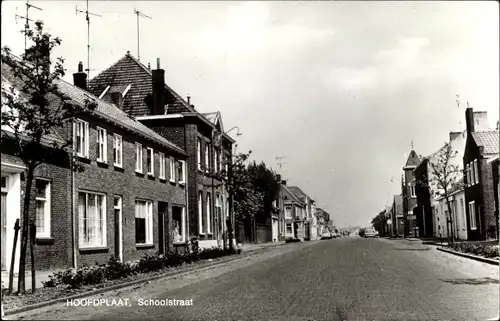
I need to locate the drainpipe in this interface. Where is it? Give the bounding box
[70,121,77,269]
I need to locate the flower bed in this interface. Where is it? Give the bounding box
[448,242,500,260]
[1,246,241,312]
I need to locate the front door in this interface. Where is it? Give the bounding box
[158,202,168,254]
[113,196,123,262]
[1,191,7,270]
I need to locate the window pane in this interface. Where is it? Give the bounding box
[35,180,47,198]
[36,200,45,233]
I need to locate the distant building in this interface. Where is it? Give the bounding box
[402,150,421,237]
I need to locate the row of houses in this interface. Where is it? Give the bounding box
[387,108,499,241]
[272,178,332,242]
[1,52,238,272]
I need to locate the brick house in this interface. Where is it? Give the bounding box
[463,108,499,240]
[315,208,329,236]
[415,130,468,239]
[391,194,404,236]
[87,53,235,249]
[287,186,318,240]
[1,58,188,271]
[402,150,421,237]
[279,180,306,240]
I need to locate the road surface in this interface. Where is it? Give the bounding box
[9,237,499,321]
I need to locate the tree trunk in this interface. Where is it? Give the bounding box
[18,166,35,294]
[446,198,455,245]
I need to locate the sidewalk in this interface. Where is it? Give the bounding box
[1,269,64,291]
[238,241,286,253]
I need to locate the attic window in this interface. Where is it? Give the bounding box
[122,84,132,98]
[99,85,110,99]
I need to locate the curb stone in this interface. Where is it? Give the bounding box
[437,247,499,266]
[4,242,290,317]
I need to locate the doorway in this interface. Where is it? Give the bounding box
[113,196,123,262]
[1,176,8,270]
[158,202,168,254]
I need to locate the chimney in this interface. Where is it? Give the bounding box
[449,131,462,141]
[152,58,166,115]
[187,96,191,105]
[281,180,287,186]
[465,108,474,134]
[473,111,490,131]
[110,91,123,108]
[73,62,87,91]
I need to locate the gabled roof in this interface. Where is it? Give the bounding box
[55,78,185,155]
[471,131,499,155]
[287,186,316,203]
[1,56,185,156]
[404,150,421,168]
[281,185,305,205]
[202,111,224,133]
[88,52,196,117]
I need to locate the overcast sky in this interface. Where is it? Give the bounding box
[2,1,499,227]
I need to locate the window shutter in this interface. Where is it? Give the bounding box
[84,122,89,157]
[72,121,77,151]
[103,129,107,162]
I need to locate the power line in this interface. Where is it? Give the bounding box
[15,0,43,53]
[134,9,152,61]
[275,156,288,172]
[76,0,102,80]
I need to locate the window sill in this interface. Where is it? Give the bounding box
[36,237,54,245]
[114,164,123,169]
[136,243,154,249]
[169,180,177,185]
[178,181,186,186]
[79,246,109,252]
[147,173,155,177]
[135,170,144,175]
[159,177,166,182]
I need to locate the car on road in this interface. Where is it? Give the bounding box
[321,231,333,239]
[364,228,377,238]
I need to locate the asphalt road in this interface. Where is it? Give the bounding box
[10,237,499,321]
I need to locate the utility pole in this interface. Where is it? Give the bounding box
[15,1,43,53]
[134,9,152,61]
[76,0,102,80]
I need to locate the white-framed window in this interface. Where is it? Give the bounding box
[78,191,107,248]
[410,184,416,198]
[178,160,186,184]
[468,201,477,230]
[96,127,107,163]
[197,138,202,171]
[74,119,89,158]
[172,206,186,243]
[114,195,123,262]
[147,147,154,176]
[135,143,143,173]
[470,162,475,185]
[198,192,205,234]
[465,164,471,186]
[473,159,479,184]
[135,200,153,245]
[214,149,219,172]
[205,143,210,171]
[225,154,229,174]
[113,134,122,167]
[216,194,222,233]
[159,152,165,180]
[286,223,292,234]
[207,193,212,234]
[169,156,176,183]
[285,206,292,219]
[35,179,51,238]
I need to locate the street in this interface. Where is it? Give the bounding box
[9,237,499,321]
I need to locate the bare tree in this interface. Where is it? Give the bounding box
[1,21,96,293]
[426,142,463,245]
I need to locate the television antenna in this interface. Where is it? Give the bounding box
[276,156,288,171]
[15,1,43,53]
[76,0,102,79]
[134,9,152,61]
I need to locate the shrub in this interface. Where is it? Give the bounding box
[105,256,135,280]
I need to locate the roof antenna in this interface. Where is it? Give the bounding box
[134,8,152,61]
[76,0,102,80]
[411,140,413,150]
[15,0,43,54]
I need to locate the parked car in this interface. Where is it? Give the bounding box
[364,228,377,238]
[321,231,333,240]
